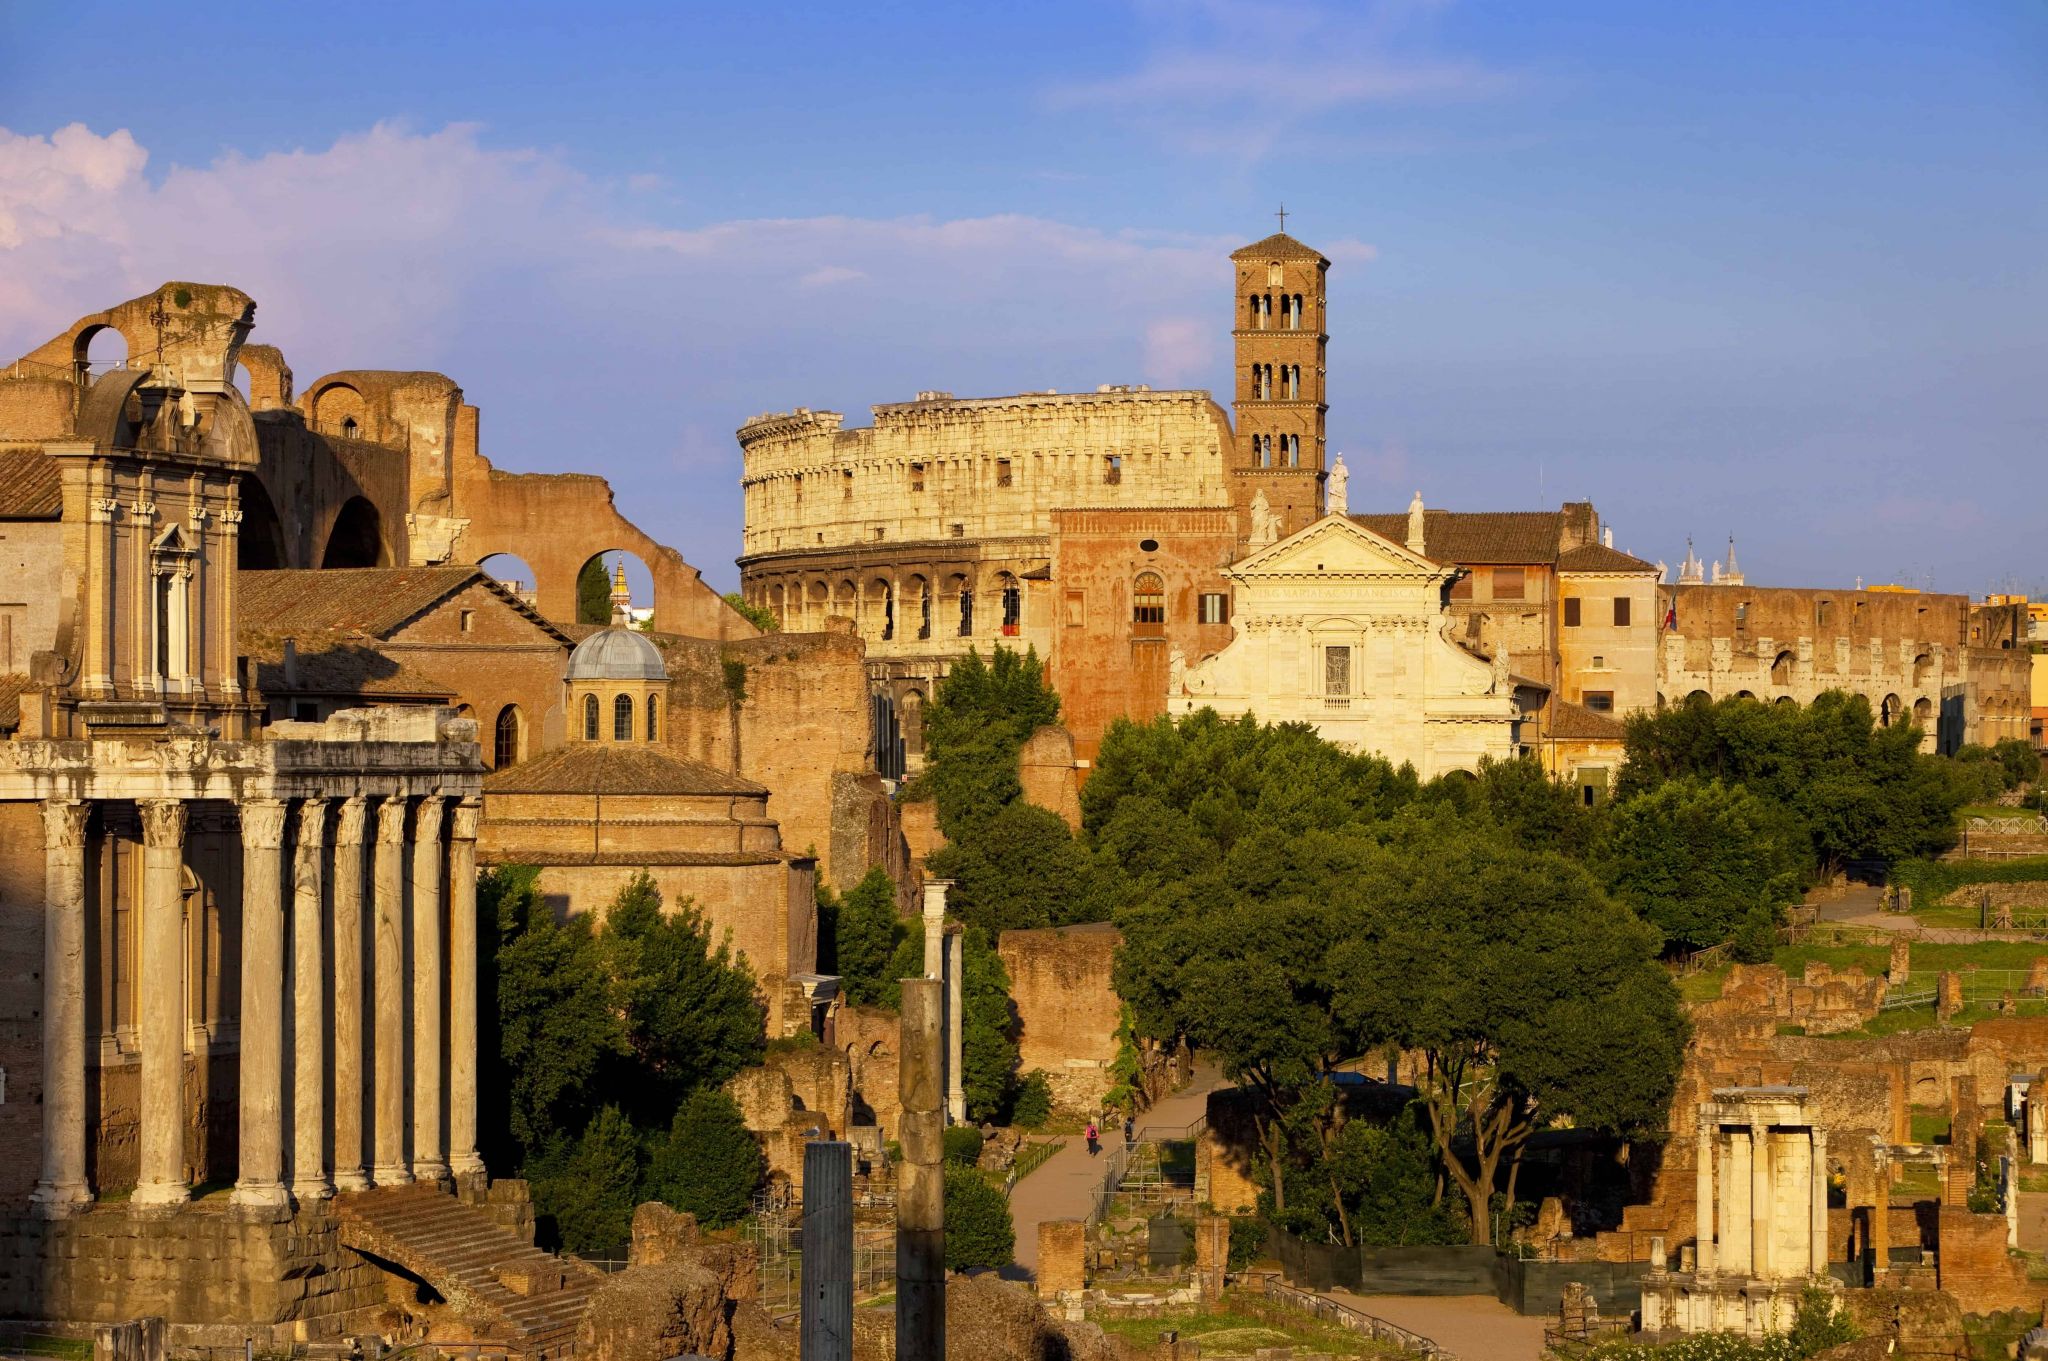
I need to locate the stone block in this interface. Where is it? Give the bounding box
[1038,1220,1087,1297]
[1938,971,1964,1019]
[93,1317,164,1361]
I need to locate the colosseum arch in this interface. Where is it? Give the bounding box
[945,572,972,637]
[768,582,787,628]
[73,324,130,381]
[1913,653,1934,688]
[1913,697,1933,727]
[834,579,858,626]
[1771,651,1795,686]
[864,578,895,641]
[1881,693,1903,727]
[320,496,388,568]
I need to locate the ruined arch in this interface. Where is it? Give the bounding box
[1771,651,1795,686]
[309,381,368,437]
[74,323,130,380]
[864,577,894,641]
[320,497,388,568]
[1685,690,1712,706]
[1913,697,1933,727]
[237,475,288,570]
[1881,694,1903,727]
[1913,653,1934,688]
[574,549,653,627]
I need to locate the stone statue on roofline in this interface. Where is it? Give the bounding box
[1326,453,1349,516]
[1492,645,1510,694]
[1249,488,1279,548]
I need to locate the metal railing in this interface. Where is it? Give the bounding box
[1242,1271,1459,1359]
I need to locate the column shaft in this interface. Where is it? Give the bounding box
[133,799,189,1210]
[1811,1128,1830,1275]
[945,927,965,1125]
[411,797,448,1182]
[292,800,331,1201]
[372,799,411,1185]
[447,800,484,1179]
[1694,1119,1715,1275]
[1750,1124,1772,1279]
[330,799,369,1192]
[32,801,92,1214]
[896,978,945,1361]
[234,800,290,1211]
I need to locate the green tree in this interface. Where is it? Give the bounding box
[942,1169,1015,1269]
[1618,691,1962,871]
[960,928,1021,1120]
[1462,754,1597,859]
[645,1087,764,1228]
[1993,738,2042,789]
[533,1104,641,1256]
[598,873,765,1123]
[918,645,1061,838]
[489,866,625,1161]
[925,801,1098,935]
[723,591,777,632]
[577,555,613,625]
[942,1126,985,1167]
[832,867,902,1007]
[1332,819,1687,1244]
[1786,1284,1857,1356]
[1328,1104,1468,1247]
[1011,1070,1053,1128]
[1595,777,1807,950]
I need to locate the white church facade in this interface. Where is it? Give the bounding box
[1169,506,1520,778]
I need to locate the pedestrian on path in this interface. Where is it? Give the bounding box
[1123,1114,1135,1148]
[1085,1121,1099,1156]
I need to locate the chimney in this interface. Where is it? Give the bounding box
[1406,491,1426,554]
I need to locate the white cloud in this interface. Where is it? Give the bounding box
[797,264,868,288]
[1047,0,1524,160]
[1141,317,1212,387]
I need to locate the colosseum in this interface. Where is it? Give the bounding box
[737,231,1334,768]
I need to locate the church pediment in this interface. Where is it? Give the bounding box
[1233,513,1443,579]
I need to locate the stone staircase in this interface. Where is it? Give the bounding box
[333,1182,601,1359]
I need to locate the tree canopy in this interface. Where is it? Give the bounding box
[1593,776,1807,951]
[918,645,1061,839]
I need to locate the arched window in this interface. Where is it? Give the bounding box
[1771,650,1795,685]
[958,584,973,637]
[1133,573,1165,637]
[1282,434,1300,466]
[646,697,660,742]
[613,693,634,741]
[582,693,599,741]
[494,705,522,768]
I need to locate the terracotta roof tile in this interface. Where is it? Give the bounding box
[483,744,768,797]
[1547,698,1629,742]
[0,450,61,519]
[238,568,573,644]
[1557,543,1659,574]
[0,672,33,730]
[1230,232,1329,262]
[1349,510,1565,565]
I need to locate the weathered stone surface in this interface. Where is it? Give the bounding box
[1038,1220,1086,1297]
[999,924,1124,1111]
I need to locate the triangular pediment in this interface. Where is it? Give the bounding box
[1233,514,1444,577]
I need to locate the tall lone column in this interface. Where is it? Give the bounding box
[234,800,291,1212]
[31,800,92,1215]
[945,926,965,1125]
[801,1140,855,1361]
[446,799,484,1181]
[133,799,190,1211]
[330,798,370,1192]
[1750,1122,1772,1279]
[921,880,948,979]
[292,799,332,1202]
[1694,1115,1715,1276]
[371,798,411,1185]
[1810,1127,1829,1275]
[411,796,448,1183]
[897,978,945,1361]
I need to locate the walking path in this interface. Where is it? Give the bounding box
[1007,1062,1229,1274]
[1331,1291,1549,1361]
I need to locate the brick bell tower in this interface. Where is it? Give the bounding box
[1230,216,1330,541]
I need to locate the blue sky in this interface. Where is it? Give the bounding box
[3,0,2042,596]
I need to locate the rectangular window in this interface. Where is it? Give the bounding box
[1584,691,1614,713]
[1492,567,1525,600]
[842,470,853,500]
[1563,597,1582,627]
[870,527,885,541]
[1324,645,1351,696]
[1199,593,1228,625]
[293,701,320,723]
[1104,455,1122,485]
[1065,591,1084,627]
[909,463,925,492]
[1613,596,1631,627]
[949,523,965,538]
[996,459,1012,488]
[1816,599,1830,627]
[459,608,475,634]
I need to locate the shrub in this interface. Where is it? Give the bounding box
[1010,1070,1053,1128]
[1226,1215,1268,1271]
[1728,904,1781,964]
[723,591,777,632]
[532,1105,641,1256]
[942,1125,985,1168]
[644,1088,764,1229]
[942,1168,1014,1270]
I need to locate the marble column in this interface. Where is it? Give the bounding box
[1694,1116,1715,1275]
[921,881,947,979]
[292,799,331,1202]
[330,798,370,1191]
[945,926,965,1125]
[31,800,92,1215]
[132,799,189,1211]
[1750,1122,1771,1279]
[233,799,290,1212]
[1811,1127,1829,1275]
[411,797,448,1183]
[371,798,411,1185]
[446,799,484,1179]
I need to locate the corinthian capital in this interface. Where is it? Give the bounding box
[138,799,187,848]
[240,798,289,849]
[42,800,89,849]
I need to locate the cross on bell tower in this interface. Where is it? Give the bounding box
[1229,221,1330,541]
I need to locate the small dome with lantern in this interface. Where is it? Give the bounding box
[566,626,667,682]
